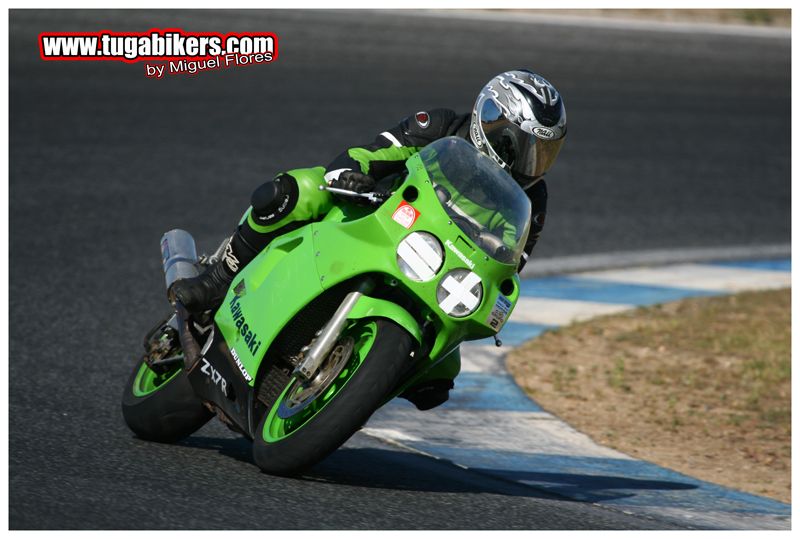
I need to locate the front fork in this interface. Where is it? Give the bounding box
[293,278,375,380]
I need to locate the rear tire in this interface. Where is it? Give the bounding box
[253,319,412,476]
[121,356,213,443]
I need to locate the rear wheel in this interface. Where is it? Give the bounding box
[252,319,413,476]
[121,356,212,443]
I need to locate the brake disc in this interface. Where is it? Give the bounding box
[277,336,355,419]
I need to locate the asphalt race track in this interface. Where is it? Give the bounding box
[9,10,790,529]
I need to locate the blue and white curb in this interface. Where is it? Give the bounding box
[361,259,791,530]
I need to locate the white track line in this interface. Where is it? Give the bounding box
[458,344,507,374]
[576,264,791,292]
[385,9,791,39]
[512,297,633,326]
[520,243,790,278]
[371,406,630,459]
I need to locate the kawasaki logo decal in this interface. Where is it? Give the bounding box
[229,295,262,356]
[445,239,475,269]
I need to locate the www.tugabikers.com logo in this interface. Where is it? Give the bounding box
[39,28,278,78]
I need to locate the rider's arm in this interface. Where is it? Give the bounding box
[323,109,463,184]
[518,179,548,272]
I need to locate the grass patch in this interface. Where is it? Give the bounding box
[506,288,791,503]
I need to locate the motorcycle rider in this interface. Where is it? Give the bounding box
[172,69,567,409]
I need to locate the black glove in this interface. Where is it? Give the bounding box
[330,170,376,193]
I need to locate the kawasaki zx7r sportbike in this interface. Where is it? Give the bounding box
[121,137,531,476]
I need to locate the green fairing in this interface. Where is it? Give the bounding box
[215,138,524,404]
[214,223,325,387]
[347,296,422,343]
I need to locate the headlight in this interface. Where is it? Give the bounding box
[396,232,444,282]
[437,269,483,318]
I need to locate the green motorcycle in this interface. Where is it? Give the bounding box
[121,137,531,476]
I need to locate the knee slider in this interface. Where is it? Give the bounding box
[250,174,299,226]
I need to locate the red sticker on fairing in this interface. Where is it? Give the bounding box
[392,201,420,229]
[415,111,430,128]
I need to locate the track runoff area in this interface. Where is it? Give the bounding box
[364,258,791,530]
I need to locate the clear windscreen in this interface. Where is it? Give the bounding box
[419,137,531,264]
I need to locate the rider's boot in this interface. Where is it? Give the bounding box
[170,229,256,313]
[171,172,309,313]
[400,378,455,411]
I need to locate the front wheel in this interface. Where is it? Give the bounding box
[253,319,413,476]
[121,355,213,443]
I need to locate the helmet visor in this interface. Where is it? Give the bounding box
[480,98,565,181]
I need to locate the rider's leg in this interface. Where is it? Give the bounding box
[400,347,461,410]
[171,167,332,312]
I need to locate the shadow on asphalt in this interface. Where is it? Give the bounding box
[305,447,559,499]
[177,436,549,498]
[176,436,697,503]
[472,468,698,503]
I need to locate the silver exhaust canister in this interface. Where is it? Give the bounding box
[161,229,200,290]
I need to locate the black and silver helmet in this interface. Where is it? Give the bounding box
[470,70,567,188]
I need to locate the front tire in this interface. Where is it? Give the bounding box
[253,319,413,476]
[121,356,213,443]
